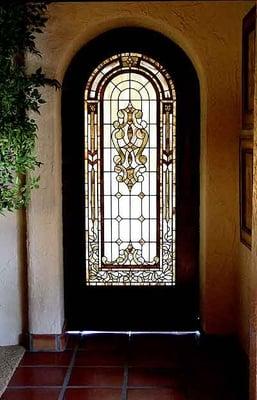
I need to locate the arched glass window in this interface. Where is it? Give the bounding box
[85,53,176,286]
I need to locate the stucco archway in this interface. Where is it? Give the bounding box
[26,2,246,349]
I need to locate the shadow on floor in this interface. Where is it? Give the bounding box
[2,333,248,400]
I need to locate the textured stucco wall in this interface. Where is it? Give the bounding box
[235,5,256,359]
[27,86,64,334]
[23,1,254,344]
[238,244,252,355]
[0,213,22,345]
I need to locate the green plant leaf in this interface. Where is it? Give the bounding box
[0,1,60,213]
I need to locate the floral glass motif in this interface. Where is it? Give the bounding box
[111,103,148,192]
[85,53,176,286]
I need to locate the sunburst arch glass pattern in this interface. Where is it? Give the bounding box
[85,53,176,286]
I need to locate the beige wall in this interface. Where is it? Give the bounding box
[26,85,64,335]
[1,1,254,348]
[234,5,256,358]
[238,244,252,354]
[0,213,22,345]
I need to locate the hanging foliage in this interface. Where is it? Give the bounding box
[0,1,59,213]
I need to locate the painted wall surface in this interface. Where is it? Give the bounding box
[238,245,252,355]
[26,86,64,334]
[19,1,253,346]
[0,213,22,345]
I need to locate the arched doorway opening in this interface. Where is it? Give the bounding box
[62,27,200,331]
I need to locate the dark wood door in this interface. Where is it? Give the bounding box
[62,28,200,331]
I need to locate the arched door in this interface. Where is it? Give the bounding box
[62,28,200,331]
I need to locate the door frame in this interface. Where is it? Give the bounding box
[62,27,200,331]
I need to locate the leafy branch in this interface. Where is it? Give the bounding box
[0,1,60,212]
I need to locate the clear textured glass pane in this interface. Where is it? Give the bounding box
[103,100,111,124]
[118,88,130,102]
[104,219,112,242]
[111,243,119,261]
[149,125,157,148]
[111,102,118,124]
[130,220,141,241]
[149,150,157,171]
[149,240,157,260]
[150,196,157,219]
[144,81,157,99]
[119,196,130,219]
[131,72,148,86]
[133,197,142,219]
[142,196,150,218]
[103,83,113,99]
[103,125,111,147]
[141,103,149,123]
[142,242,150,260]
[142,219,157,243]
[141,173,150,195]
[103,172,118,195]
[104,196,118,219]
[119,220,130,242]
[111,73,127,88]
[117,78,131,92]
[104,149,111,171]
[103,240,112,262]
[112,220,119,239]
[149,101,157,124]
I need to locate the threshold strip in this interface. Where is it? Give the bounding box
[67,330,201,336]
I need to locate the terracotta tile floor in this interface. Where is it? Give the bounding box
[1,333,248,399]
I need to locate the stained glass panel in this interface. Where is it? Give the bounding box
[85,53,176,286]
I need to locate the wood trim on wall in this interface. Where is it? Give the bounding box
[242,5,256,130]
[240,5,256,249]
[240,135,253,248]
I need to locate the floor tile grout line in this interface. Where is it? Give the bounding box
[6,384,124,389]
[121,333,131,400]
[6,386,64,389]
[65,384,123,388]
[19,364,124,368]
[121,365,128,400]
[19,365,72,368]
[58,338,81,400]
[7,383,184,389]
